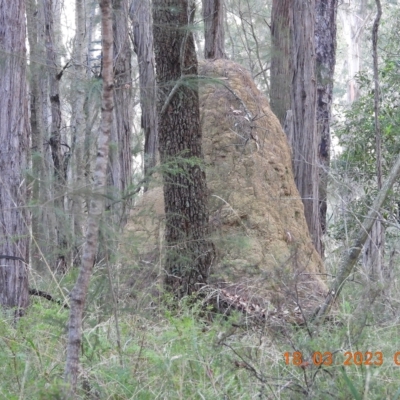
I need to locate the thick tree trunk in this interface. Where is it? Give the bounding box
[130,0,158,182]
[290,0,321,255]
[315,0,338,256]
[0,0,31,314]
[203,0,226,59]
[271,0,321,255]
[270,0,291,126]
[110,0,132,225]
[153,0,215,297]
[65,0,114,392]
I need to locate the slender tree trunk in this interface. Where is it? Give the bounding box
[153,0,216,297]
[203,0,226,59]
[70,0,88,266]
[26,0,51,272]
[270,0,291,126]
[44,0,68,271]
[65,0,114,392]
[130,0,158,182]
[364,0,383,282]
[340,0,368,103]
[315,0,338,257]
[314,146,400,323]
[109,0,132,225]
[0,0,31,314]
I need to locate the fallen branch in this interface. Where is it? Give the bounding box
[29,288,69,309]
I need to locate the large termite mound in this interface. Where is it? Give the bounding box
[127,59,327,317]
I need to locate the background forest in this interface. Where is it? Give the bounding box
[1,0,400,398]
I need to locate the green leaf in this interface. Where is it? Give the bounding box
[341,368,362,400]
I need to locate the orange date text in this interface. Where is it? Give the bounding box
[283,351,389,367]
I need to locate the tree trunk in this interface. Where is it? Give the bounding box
[130,0,158,182]
[315,0,338,257]
[44,0,69,271]
[270,0,291,126]
[270,0,321,255]
[109,0,132,223]
[65,0,114,392]
[314,146,400,323]
[0,0,31,314]
[26,0,53,272]
[340,0,368,103]
[70,0,88,267]
[363,0,383,282]
[153,0,216,297]
[203,0,226,59]
[291,0,321,255]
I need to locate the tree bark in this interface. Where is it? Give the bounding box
[130,0,158,182]
[153,0,216,297]
[315,0,338,256]
[43,0,69,271]
[26,0,54,272]
[0,0,31,314]
[271,1,325,256]
[109,0,132,226]
[340,0,368,103]
[203,0,226,59]
[270,0,291,126]
[70,0,88,266]
[363,0,383,281]
[65,0,114,392]
[290,0,321,255]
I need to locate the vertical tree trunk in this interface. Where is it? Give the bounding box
[315,0,338,256]
[70,0,87,265]
[364,0,383,282]
[130,0,158,182]
[110,0,132,225]
[292,0,321,255]
[0,0,31,314]
[270,0,321,255]
[153,0,215,297]
[26,0,51,272]
[290,0,320,255]
[340,0,367,103]
[270,0,291,126]
[203,0,226,59]
[44,0,68,271]
[65,0,114,392]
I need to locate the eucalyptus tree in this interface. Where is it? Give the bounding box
[315,0,338,254]
[0,0,31,314]
[130,0,158,181]
[153,0,215,297]
[65,0,114,392]
[270,0,322,255]
[203,0,226,59]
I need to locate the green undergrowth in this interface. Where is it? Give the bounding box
[1,278,400,399]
